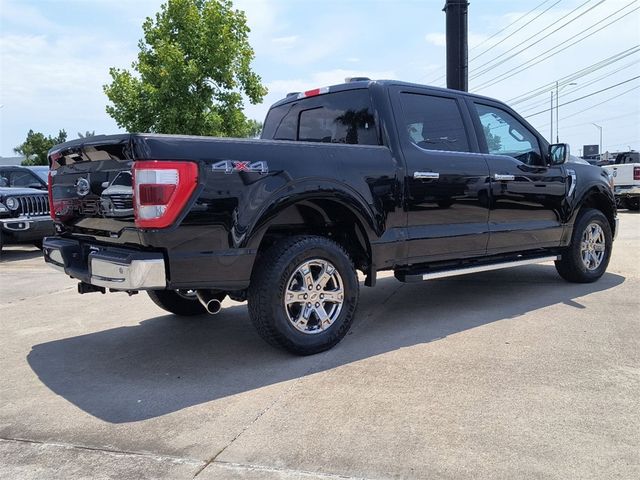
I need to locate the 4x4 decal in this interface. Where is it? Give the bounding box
[212,160,268,174]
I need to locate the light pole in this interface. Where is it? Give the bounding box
[592,123,603,160]
[550,92,554,143]
[556,81,577,143]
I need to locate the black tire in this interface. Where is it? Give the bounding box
[147,289,207,316]
[555,208,612,283]
[33,240,43,250]
[248,235,359,355]
[625,197,640,211]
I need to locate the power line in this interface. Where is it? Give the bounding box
[537,111,640,131]
[470,0,557,53]
[423,0,562,84]
[507,46,640,104]
[516,58,640,112]
[470,0,562,62]
[469,0,564,63]
[559,84,640,121]
[516,58,640,114]
[474,4,640,91]
[524,78,640,118]
[470,0,603,81]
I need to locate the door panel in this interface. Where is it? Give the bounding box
[391,89,490,262]
[472,102,565,253]
[485,155,566,252]
[405,149,491,259]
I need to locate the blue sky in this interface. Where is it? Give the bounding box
[1,0,639,157]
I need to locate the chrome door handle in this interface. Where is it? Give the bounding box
[414,171,440,180]
[494,174,515,181]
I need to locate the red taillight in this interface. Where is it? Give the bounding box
[138,184,177,205]
[47,171,55,220]
[132,161,198,228]
[634,166,640,181]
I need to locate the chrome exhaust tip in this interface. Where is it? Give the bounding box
[204,298,222,315]
[195,290,225,315]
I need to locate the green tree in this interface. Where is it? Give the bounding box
[336,109,374,144]
[245,119,262,138]
[15,129,67,166]
[483,124,502,151]
[103,0,267,138]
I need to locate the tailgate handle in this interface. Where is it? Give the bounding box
[414,171,440,180]
[494,173,515,181]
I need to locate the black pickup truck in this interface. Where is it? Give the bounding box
[43,79,617,355]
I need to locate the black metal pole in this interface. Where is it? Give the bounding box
[443,0,469,91]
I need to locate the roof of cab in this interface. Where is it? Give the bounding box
[269,79,499,109]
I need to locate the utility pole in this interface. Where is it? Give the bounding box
[592,123,603,160]
[556,81,560,143]
[554,81,577,142]
[550,92,554,143]
[444,0,469,92]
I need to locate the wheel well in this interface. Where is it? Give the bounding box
[579,189,616,234]
[255,199,372,274]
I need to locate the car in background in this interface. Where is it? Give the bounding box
[26,166,50,184]
[0,166,54,253]
[0,166,47,190]
[602,151,640,210]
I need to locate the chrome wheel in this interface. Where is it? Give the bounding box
[580,222,606,271]
[284,258,344,334]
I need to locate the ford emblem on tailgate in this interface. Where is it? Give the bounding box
[76,177,91,196]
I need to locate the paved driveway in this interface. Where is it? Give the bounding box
[1,212,638,479]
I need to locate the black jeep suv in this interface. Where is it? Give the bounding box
[0,166,54,253]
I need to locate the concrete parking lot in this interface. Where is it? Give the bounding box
[1,211,638,480]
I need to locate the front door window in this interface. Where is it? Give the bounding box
[475,103,543,166]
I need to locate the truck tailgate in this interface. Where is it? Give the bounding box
[603,163,640,186]
[48,134,140,243]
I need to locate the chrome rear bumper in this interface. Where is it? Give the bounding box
[43,237,166,290]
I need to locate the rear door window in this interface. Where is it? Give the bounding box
[262,90,379,145]
[399,93,470,152]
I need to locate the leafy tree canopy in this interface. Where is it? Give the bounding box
[104,0,267,138]
[483,124,502,152]
[15,129,67,166]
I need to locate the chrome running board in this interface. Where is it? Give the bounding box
[397,255,560,283]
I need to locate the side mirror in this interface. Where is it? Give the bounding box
[549,143,570,166]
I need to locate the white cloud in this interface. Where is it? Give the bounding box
[0,0,58,32]
[0,30,137,154]
[425,32,488,48]
[425,33,446,47]
[271,35,299,48]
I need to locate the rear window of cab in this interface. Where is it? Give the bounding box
[261,89,379,146]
